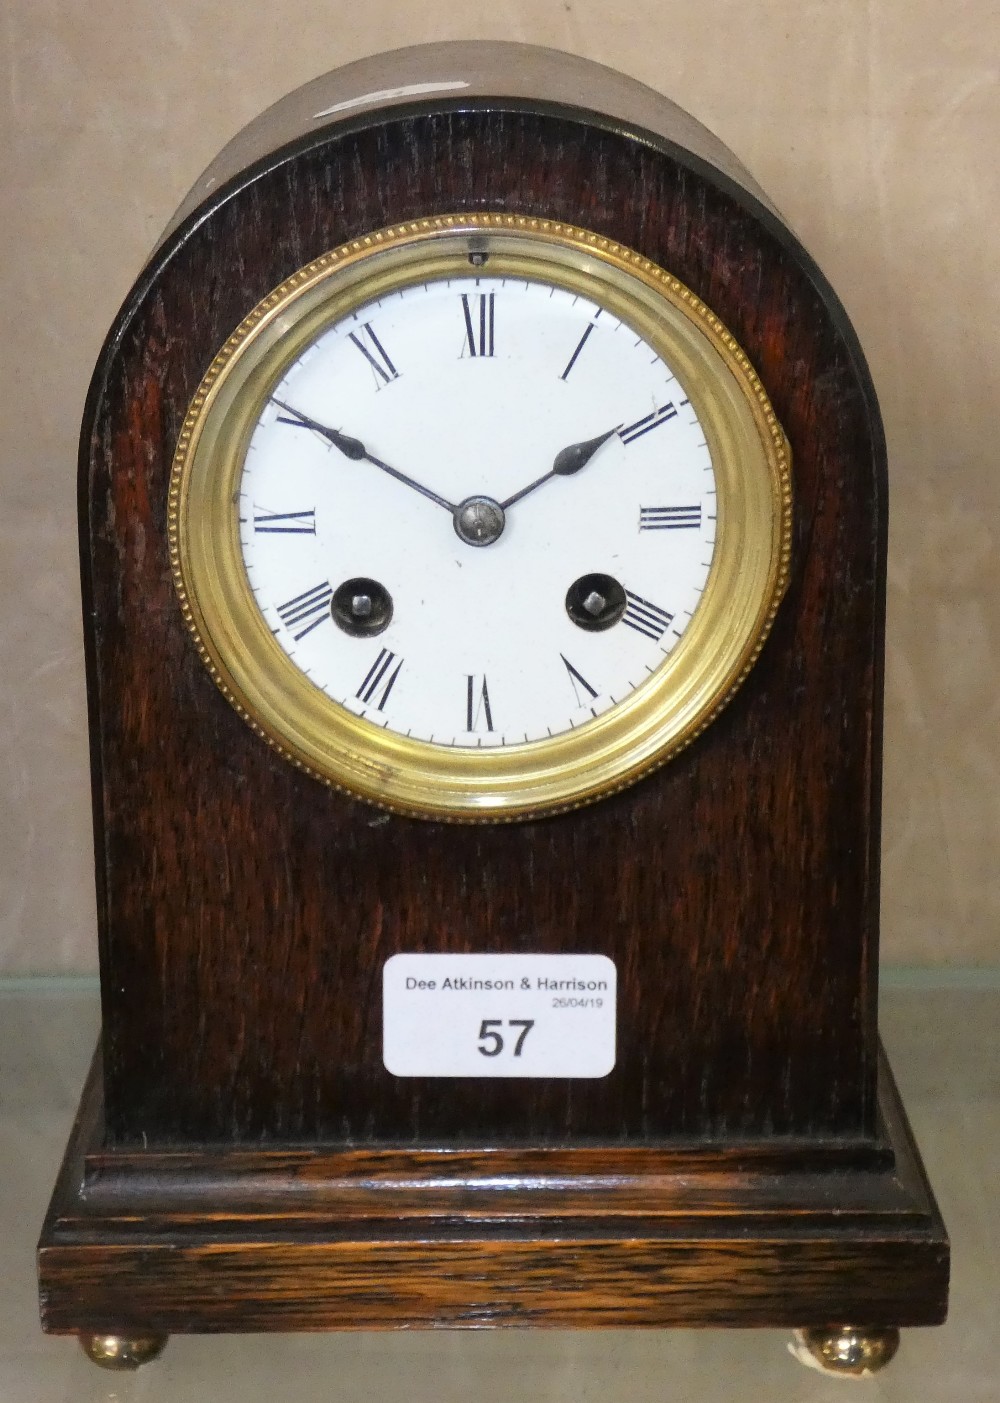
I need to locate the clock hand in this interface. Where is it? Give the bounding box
[272,399,457,513]
[500,425,622,511]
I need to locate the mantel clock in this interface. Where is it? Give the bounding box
[38,42,948,1377]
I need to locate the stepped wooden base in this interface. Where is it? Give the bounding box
[39,1044,947,1340]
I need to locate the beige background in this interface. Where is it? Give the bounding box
[1,2,997,973]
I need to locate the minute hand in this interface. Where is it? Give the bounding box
[500,426,621,511]
[272,399,456,513]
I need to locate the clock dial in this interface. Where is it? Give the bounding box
[171,216,790,818]
[238,277,717,749]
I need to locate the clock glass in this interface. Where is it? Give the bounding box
[170,216,791,819]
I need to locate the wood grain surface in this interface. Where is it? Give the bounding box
[80,96,885,1147]
[37,1047,948,1332]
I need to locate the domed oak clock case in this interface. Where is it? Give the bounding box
[39,43,947,1359]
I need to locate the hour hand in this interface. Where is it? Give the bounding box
[551,426,622,477]
[501,425,621,511]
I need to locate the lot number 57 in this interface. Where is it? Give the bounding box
[477,1019,535,1058]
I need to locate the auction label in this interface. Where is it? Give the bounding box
[383,953,616,1078]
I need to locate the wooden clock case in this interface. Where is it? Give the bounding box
[39,43,948,1350]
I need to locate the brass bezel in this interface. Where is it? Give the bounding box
[169,214,792,821]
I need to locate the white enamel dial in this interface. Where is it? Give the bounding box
[238,275,717,749]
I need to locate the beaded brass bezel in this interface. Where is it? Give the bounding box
[169,214,792,821]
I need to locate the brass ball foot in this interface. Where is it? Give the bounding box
[791,1326,900,1377]
[79,1333,168,1370]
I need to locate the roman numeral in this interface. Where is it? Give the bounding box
[276,582,333,641]
[619,403,678,445]
[348,323,399,386]
[357,649,403,710]
[559,321,596,380]
[466,674,494,731]
[561,654,598,708]
[253,507,317,534]
[461,293,495,357]
[622,590,674,641]
[639,505,702,530]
